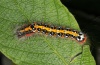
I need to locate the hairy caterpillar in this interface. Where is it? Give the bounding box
[16,22,87,44]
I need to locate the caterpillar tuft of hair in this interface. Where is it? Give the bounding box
[16,22,87,45]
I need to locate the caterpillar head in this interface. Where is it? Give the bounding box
[76,32,86,42]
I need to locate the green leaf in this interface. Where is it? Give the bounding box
[70,45,96,65]
[0,0,95,65]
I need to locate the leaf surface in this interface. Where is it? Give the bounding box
[0,0,95,65]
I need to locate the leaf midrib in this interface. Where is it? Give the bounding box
[44,38,68,65]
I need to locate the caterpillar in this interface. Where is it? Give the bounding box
[16,22,87,44]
